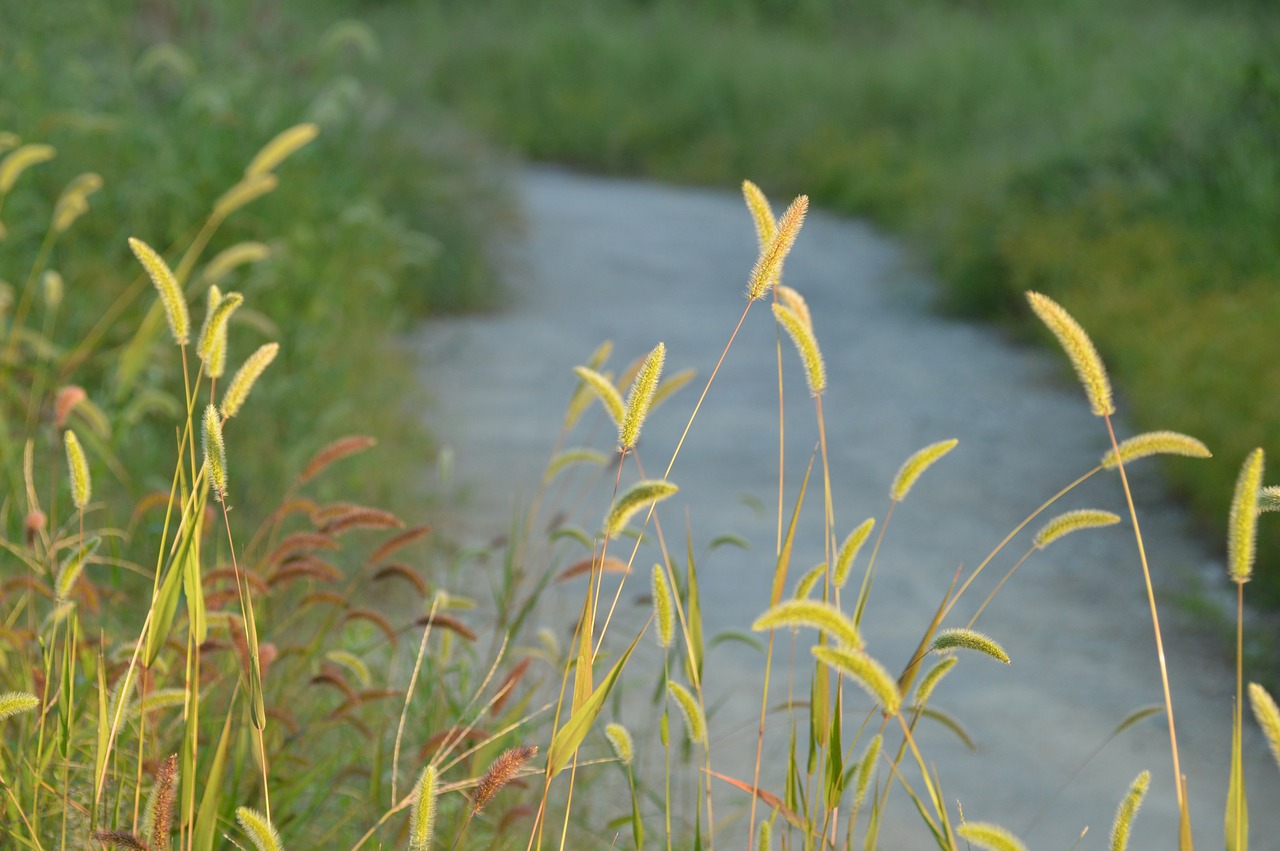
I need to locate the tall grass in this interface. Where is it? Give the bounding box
[369,0,1280,603]
[0,0,511,517]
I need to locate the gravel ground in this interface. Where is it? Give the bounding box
[411,166,1280,849]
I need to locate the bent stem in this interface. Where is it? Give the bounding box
[1104,414,1186,819]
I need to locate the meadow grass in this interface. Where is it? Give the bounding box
[0,0,511,518]
[366,0,1280,603]
[5,134,1280,849]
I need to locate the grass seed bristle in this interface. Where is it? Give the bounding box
[1109,770,1150,851]
[890,438,958,502]
[772,302,825,396]
[620,341,665,450]
[667,680,706,744]
[0,143,55,193]
[298,435,377,484]
[245,123,320,177]
[1248,683,1280,771]
[1227,447,1265,583]
[956,821,1028,851]
[834,518,875,589]
[811,645,900,715]
[0,691,39,721]
[742,179,776,250]
[605,722,634,765]
[63,428,91,510]
[747,194,807,300]
[1026,291,1114,417]
[931,628,1010,664]
[202,404,229,500]
[752,598,862,649]
[652,563,675,648]
[472,745,538,813]
[1033,509,1121,549]
[1101,430,1211,469]
[221,342,280,418]
[235,806,284,851]
[572,365,625,428]
[409,764,438,851]
[128,237,189,345]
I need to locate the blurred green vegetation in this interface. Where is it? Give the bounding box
[366,0,1280,602]
[0,0,511,522]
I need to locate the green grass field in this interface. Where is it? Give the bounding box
[368,0,1280,602]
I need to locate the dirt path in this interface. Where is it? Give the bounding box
[411,166,1280,849]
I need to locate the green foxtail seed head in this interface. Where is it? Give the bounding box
[0,143,55,194]
[776,284,812,329]
[408,765,438,851]
[914,656,958,706]
[41,270,62,309]
[792,562,827,599]
[811,645,900,715]
[931,628,1010,664]
[201,241,271,285]
[1033,509,1121,549]
[235,807,283,851]
[773,302,825,395]
[543,448,609,483]
[213,173,278,220]
[620,342,665,450]
[1228,448,1264,582]
[742,180,775,250]
[752,599,862,650]
[129,237,189,345]
[747,194,807,300]
[1260,486,1280,514]
[956,822,1028,851]
[245,123,320,177]
[221,342,279,419]
[891,439,958,502]
[1248,683,1280,771]
[1109,770,1150,851]
[56,536,100,601]
[651,563,674,648]
[604,480,678,537]
[1026,291,1114,417]
[834,518,875,589]
[202,404,228,500]
[854,734,882,809]
[572,365,625,428]
[0,691,39,721]
[605,722,634,766]
[667,680,705,744]
[1102,430,1211,469]
[198,288,243,378]
[53,173,101,233]
[757,819,772,851]
[63,428,90,510]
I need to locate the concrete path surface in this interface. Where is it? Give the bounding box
[411,166,1280,849]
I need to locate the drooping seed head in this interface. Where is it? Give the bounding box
[891,439,958,502]
[1026,291,1114,417]
[603,480,678,537]
[221,342,279,418]
[572,365,625,429]
[0,143,55,194]
[931,628,1010,664]
[605,722,634,766]
[1033,509,1121,549]
[201,241,272,285]
[834,518,875,590]
[811,645,900,715]
[772,302,825,396]
[914,656,958,706]
[1101,430,1211,469]
[956,821,1029,851]
[245,123,320,177]
[752,598,862,650]
[666,680,706,744]
[0,691,39,721]
[853,734,882,809]
[1248,683,1280,772]
[129,237,190,345]
[742,180,776,250]
[213,173,278,220]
